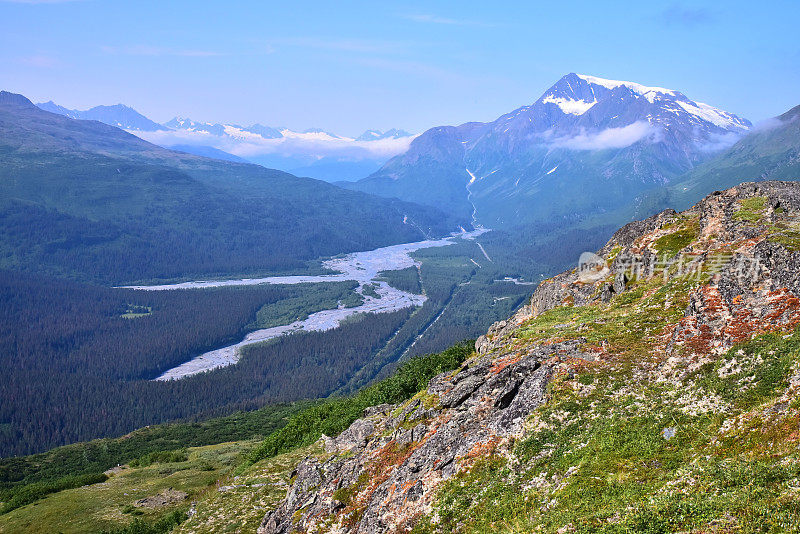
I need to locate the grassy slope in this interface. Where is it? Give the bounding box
[411,201,800,533]
[0,403,312,510]
[0,440,251,533]
[0,344,474,533]
[416,328,800,532]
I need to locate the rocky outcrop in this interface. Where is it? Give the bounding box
[259,181,800,533]
[134,488,188,509]
[259,340,592,533]
[474,208,686,358]
[481,182,800,359]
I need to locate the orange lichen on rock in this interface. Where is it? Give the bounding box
[490,354,522,375]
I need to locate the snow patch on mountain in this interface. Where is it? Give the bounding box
[223,124,268,141]
[675,100,745,130]
[356,128,412,141]
[576,74,676,97]
[135,127,416,162]
[542,95,597,115]
[573,74,750,133]
[281,128,346,142]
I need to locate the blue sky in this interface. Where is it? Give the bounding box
[1,0,798,136]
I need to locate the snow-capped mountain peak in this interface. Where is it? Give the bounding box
[532,73,751,133]
[280,128,344,141]
[357,129,383,141]
[495,72,751,144]
[164,117,227,136]
[350,72,754,231]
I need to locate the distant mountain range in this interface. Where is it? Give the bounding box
[356,129,412,141]
[2,90,461,284]
[343,73,753,228]
[36,101,167,132]
[30,75,799,279]
[161,116,410,144]
[35,101,413,182]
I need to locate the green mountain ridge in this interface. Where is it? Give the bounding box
[635,104,800,216]
[0,91,464,284]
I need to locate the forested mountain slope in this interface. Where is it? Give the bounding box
[0,91,462,284]
[0,270,413,457]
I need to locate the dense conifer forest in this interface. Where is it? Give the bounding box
[0,271,407,456]
[0,234,541,459]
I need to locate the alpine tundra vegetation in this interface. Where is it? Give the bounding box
[258,181,800,533]
[6,182,800,533]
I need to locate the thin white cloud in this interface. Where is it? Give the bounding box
[273,37,409,54]
[273,37,462,84]
[547,121,658,150]
[100,45,223,57]
[133,128,415,161]
[751,117,784,132]
[696,131,742,152]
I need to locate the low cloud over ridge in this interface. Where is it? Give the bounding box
[134,128,415,162]
[546,121,658,151]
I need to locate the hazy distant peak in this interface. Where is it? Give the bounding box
[1,91,37,109]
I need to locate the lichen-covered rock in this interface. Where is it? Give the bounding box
[258,181,800,533]
[258,340,592,534]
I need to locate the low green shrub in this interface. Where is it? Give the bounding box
[129,449,188,468]
[100,509,187,534]
[245,341,473,465]
[0,472,108,514]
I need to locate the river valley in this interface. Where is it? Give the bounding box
[127,230,487,380]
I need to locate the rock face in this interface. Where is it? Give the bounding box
[134,488,188,509]
[259,181,800,533]
[259,340,591,534]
